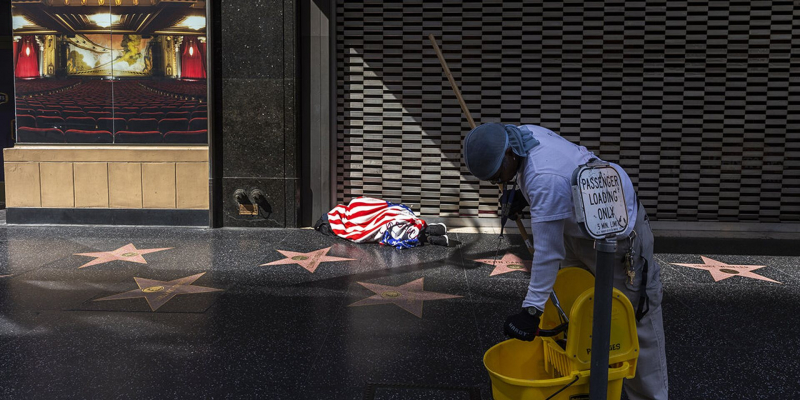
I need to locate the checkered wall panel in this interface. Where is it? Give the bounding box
[336,1,800,223]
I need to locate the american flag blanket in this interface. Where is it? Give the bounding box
[327,197,427,249]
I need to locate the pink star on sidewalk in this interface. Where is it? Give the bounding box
[673,256,781,284]
[74,243,172,269]
[261,246,355,273]
[349,278,462,318]
[474,253,532,276]
[94,272,223,311]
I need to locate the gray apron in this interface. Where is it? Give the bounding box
[562,203,669,400]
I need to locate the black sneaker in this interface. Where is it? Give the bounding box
[426,223,447,236]
[428,235,449,247]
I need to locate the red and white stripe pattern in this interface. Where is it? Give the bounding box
[327,197,425,243]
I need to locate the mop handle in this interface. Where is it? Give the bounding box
[538,322,569,337]
[427,34,534,254]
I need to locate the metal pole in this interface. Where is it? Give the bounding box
[590,238,616,400]
[207,0,223,228]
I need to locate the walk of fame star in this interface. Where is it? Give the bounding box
[349,278,462,318]
[261,247,355,273]
[94,272,223,311]
[473,253,532,276]
[673,256,781,284]
[74,243,172,269]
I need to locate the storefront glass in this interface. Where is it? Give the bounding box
[11,0,207,145]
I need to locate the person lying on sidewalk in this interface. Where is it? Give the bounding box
[314,196,449,249]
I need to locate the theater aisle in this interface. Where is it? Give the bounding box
[0,225,798,399]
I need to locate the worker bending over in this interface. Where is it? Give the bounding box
[462,123,668,400]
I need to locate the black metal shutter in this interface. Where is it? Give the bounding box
[337,1,800,223]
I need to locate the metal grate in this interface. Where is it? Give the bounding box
[337,0,800,223]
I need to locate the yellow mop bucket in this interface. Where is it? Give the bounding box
[483,268,639,400]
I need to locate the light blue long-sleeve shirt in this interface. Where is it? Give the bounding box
[516,125,637,310]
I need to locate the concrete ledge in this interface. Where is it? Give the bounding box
[6,208,209,227]
[432,217,800,255]
[427,217,800,235]
[4,145,208,162]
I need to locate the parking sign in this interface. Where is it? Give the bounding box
[571,161,629,239]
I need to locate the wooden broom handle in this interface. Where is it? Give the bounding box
[428,34,477,130]
[428,34,534,254]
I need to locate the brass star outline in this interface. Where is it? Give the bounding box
[74,243,172,269]
[94,272,223,311]
[349,278,462,318]
[261,246,355,273]
[673,256,781,284]
[474,253,532,276]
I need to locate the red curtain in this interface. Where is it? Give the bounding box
[199,40,207,76]
[13,40,19,69]
[180,36,206,79]
[15,36,40,78]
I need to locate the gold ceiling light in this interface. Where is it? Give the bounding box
[12,16,33,30]
[98,0,105,6]
[88,13,121,28]
[115,0,122,5]
[177,16,205,31]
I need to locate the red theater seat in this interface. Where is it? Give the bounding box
[166,111,190,119]
[128,118,159,132]
[115,131,163,144]
[87,111,112,119]
[62,110,87,118]
[65,129,113,143]
[40,109,61,117]
[189,117,207,131]
[115,112,138,119]
[16,114,37,128]
[37,116,65,129]
[191,111,208,120]
[17,127,65,143]
[66,116,97,130]
[139,112,165,120]
[97,118,126,133]
[159,118,189,134]
[163,130,207,144]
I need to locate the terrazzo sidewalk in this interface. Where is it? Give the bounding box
[0,224,798,399]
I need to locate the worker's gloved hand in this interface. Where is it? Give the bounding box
[504,309,540,341]
[500,190,529,221]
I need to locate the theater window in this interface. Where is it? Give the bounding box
[11,1,208,145]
